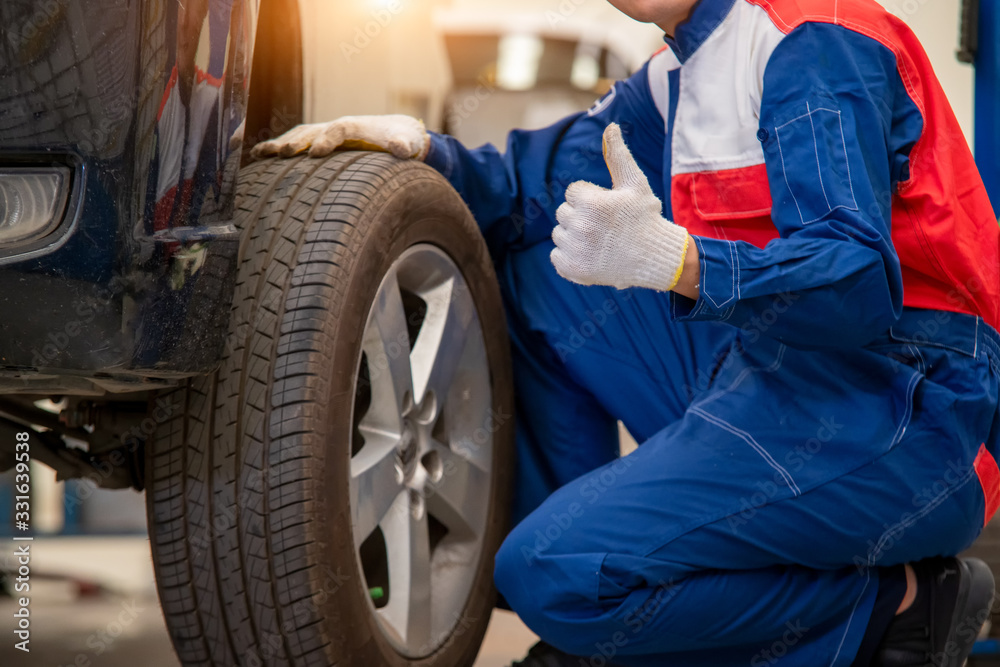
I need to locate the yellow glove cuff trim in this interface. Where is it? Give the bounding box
[666,233,690,291]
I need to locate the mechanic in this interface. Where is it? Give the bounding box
[254,0,1000,664]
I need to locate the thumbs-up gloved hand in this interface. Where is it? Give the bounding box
[551,123,690,291]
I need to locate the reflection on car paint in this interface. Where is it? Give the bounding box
[0,0,258,385]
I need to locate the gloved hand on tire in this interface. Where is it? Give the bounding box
[251,115,429,160]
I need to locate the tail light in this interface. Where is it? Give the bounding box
[0,167,70,245]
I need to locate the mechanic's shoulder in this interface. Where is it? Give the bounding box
[739,0,902,38]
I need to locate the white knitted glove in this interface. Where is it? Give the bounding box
[551,123,690,291]
[251,114,429,160]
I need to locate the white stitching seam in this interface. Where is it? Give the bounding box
[702,241,738,310]
[689,406,802,496]
[836,110,859,210]
[807,102,833,210]
[694,237,709,316]
[775,107,842,130]
[866,461,976,568]
[909,343,926,375]
[887,370,921,449]
[774,126,806,224]
[828,569,870,667]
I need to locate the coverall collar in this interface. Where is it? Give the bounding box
[665,0,738,63]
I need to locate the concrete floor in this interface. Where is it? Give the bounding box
[0,537,538,667]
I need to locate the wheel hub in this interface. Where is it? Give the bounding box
[395,420,419,482]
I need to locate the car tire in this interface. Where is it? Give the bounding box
[146,152,514,667]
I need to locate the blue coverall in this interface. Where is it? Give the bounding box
[421,0,1000,663]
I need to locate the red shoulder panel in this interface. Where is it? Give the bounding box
[745,0,1000,328]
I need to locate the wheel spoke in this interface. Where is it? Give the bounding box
[410,277,474,410]
[425,441,489,539]
[362,270,414,431]
[350,432,403,545]
[379,494,432,650]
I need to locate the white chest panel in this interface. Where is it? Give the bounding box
[664,0,785,176]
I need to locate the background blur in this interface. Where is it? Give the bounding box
[300,0,975,144]
[0,0,979,665]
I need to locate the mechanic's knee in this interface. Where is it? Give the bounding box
[494,522,609,656]
[493,523,539,613]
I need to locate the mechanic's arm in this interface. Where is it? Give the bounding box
[678,24,907,348]
[422,115,583,240]
[555,25,905,349]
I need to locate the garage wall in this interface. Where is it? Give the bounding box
[298,0,453,129]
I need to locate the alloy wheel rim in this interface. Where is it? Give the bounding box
[349,243,494,657]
